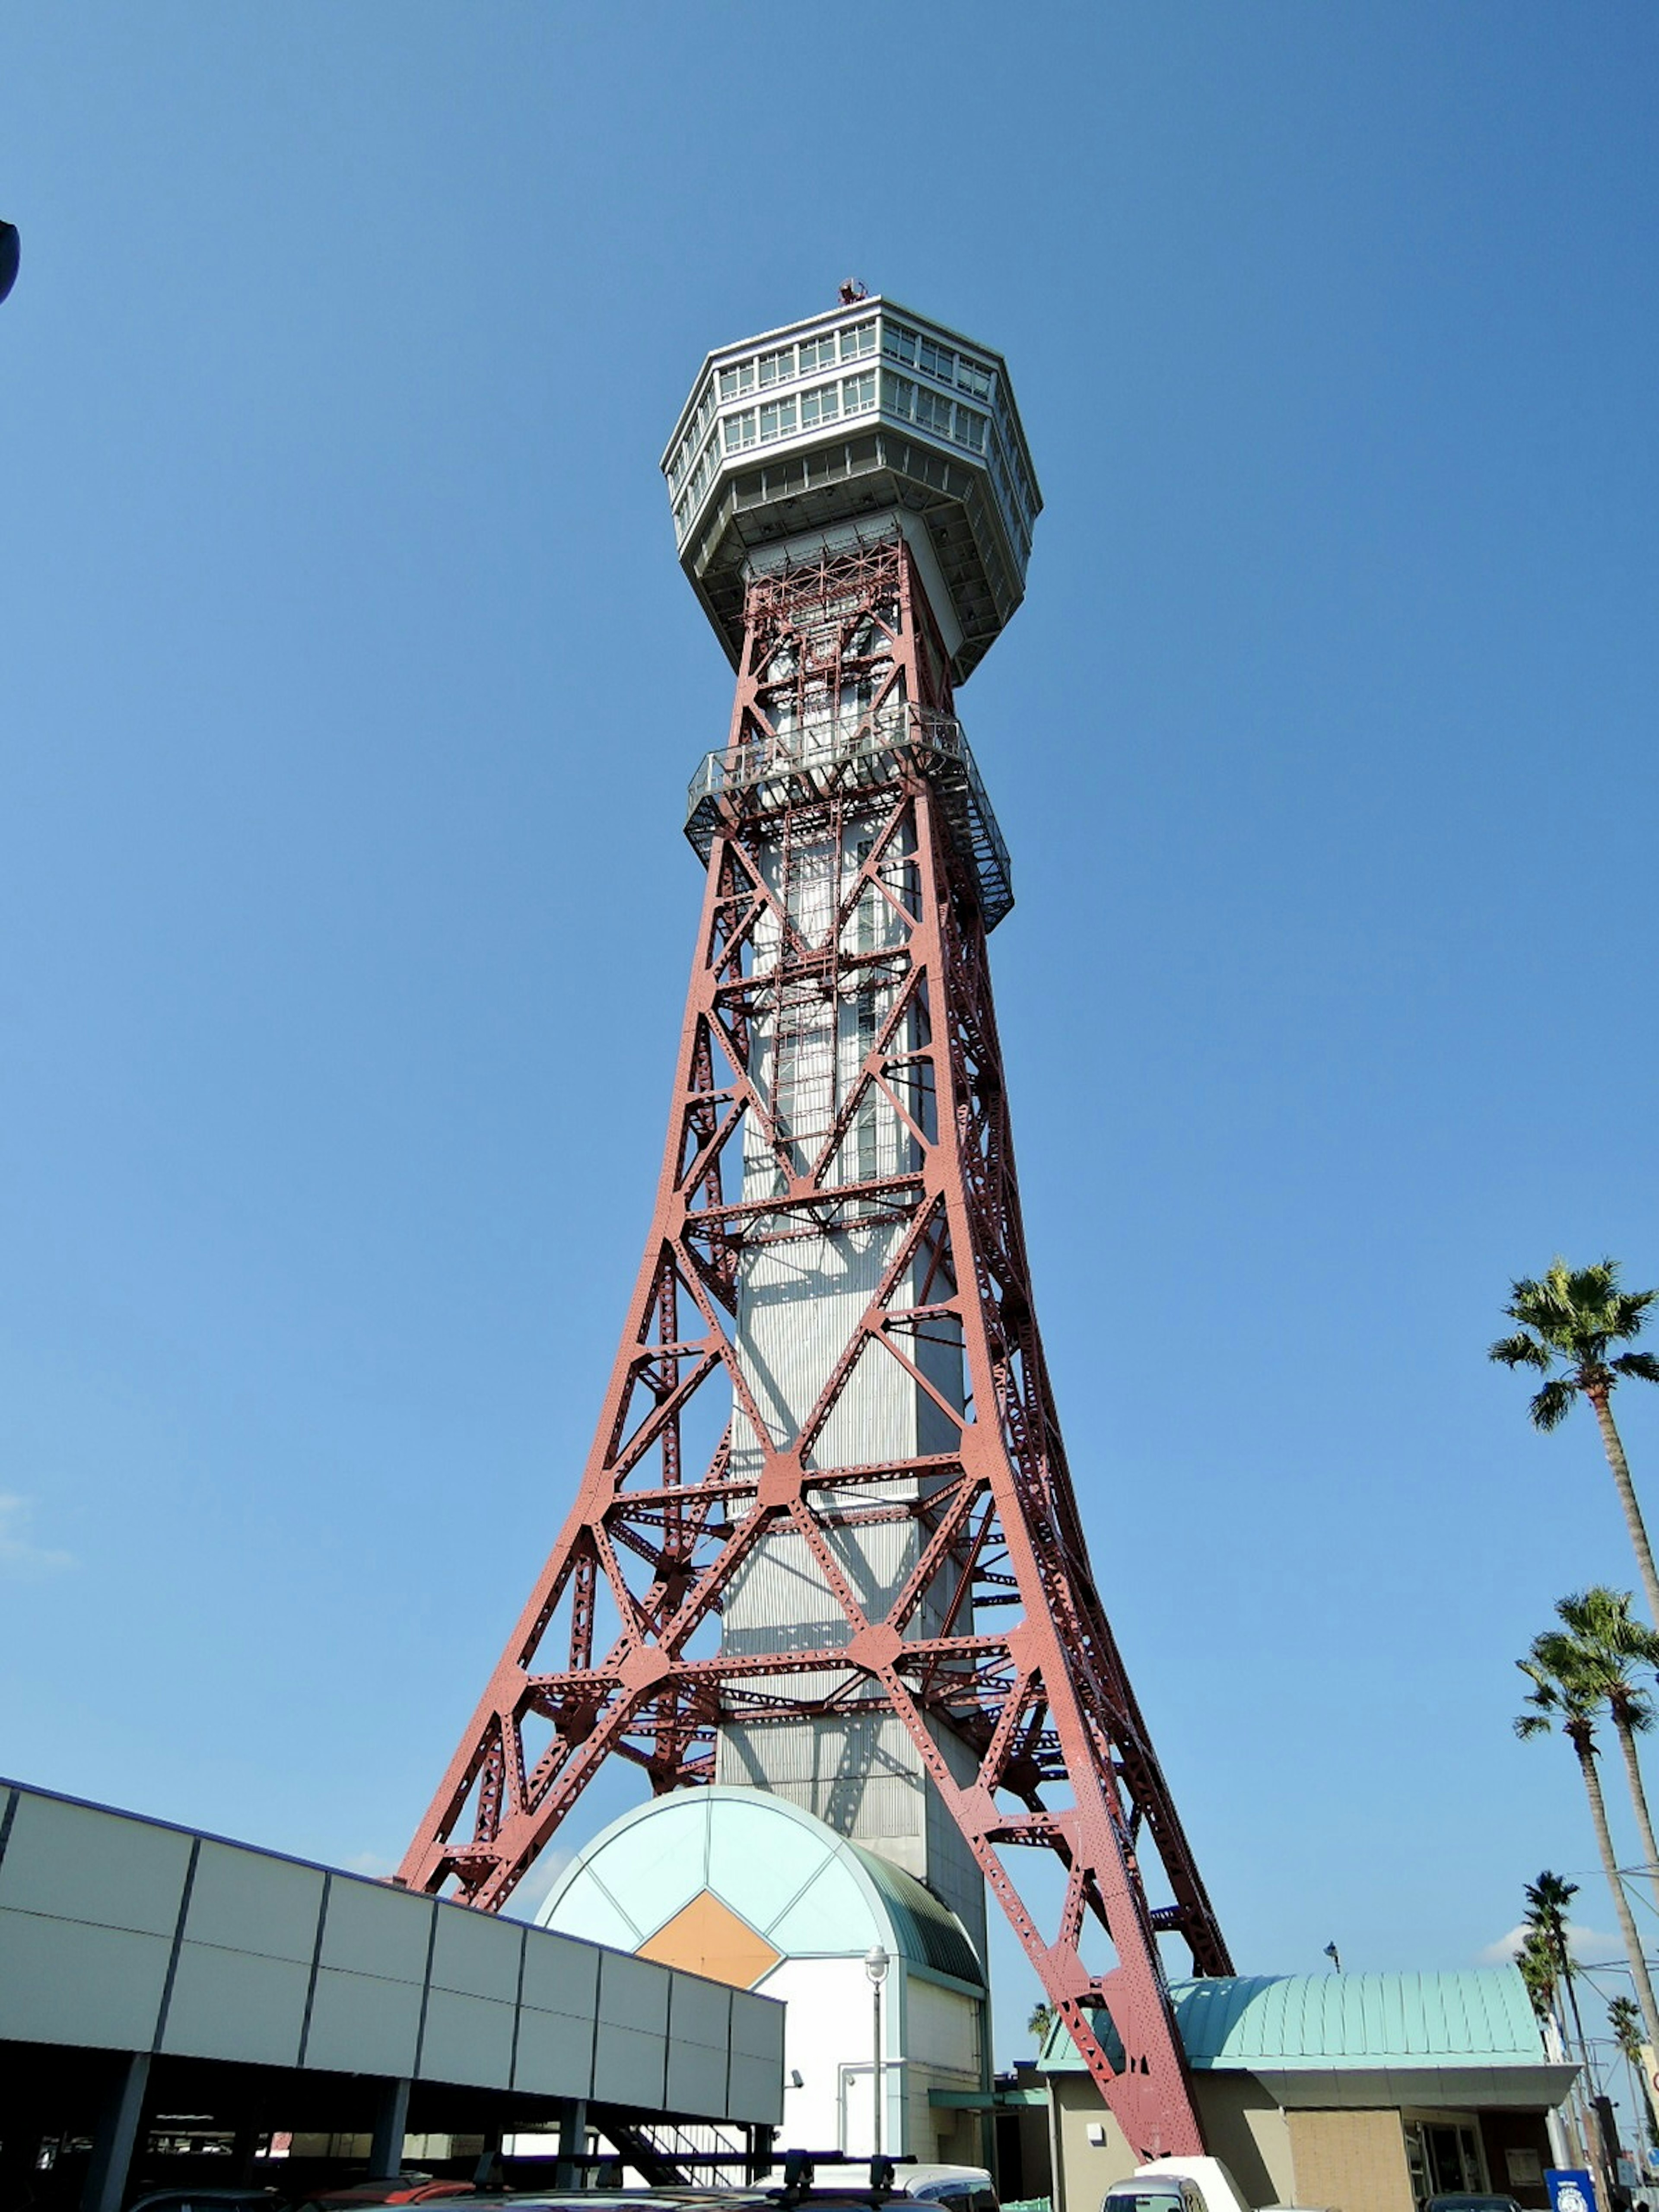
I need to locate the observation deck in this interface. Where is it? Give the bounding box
[662,297,1042,683]
[685,701,1014,931]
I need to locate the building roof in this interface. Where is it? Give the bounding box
[540,1786,985,1994]
[852,1837,983,1987]
[659,294,1041,680]
[1039,1969,1549,2074]
[0,1776,784,2123]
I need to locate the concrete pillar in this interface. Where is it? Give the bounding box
[368,2078,411,2179]
[554,2097,588,2189]
[471,2126,504,2187]
[748,2125,777,2183]
[82,2053,150,2212]
[230,2117,260,2184]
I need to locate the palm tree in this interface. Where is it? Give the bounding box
[1518,1922,1561,2023]
[1549,1589,1659,1913]
[1519,1877,1587,2166]
[1609,1994,1649,2177]
[1491,1258,1659,1622]
[1027,2001,1055,2048]
[1525,1870,1580,2017]
[1517,1639,1659,2058]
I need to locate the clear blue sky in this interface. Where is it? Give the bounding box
[3,3,1657,2072]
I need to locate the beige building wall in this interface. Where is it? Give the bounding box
[1195,2075,1296,2207]
[1287,2110,1414,2212]
[1049,2072,1137,2212]
[1048,2077,1423,2212]
[1049,2072,1296,2212]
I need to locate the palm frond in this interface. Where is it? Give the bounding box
[1567,1259,1619,1315]
[1529,1376,1578,1431]
[1516,1658,1565,1737]
[1490,1330,1553,1373]
[1612,1351,1659,1386]
[1526,1869,1579,1913]
[1500,1259,1658,1375]
[1502,1271,1575,1351]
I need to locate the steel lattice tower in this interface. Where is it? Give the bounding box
[400,296,1231,2158]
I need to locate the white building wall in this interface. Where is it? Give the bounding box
[757,1955,982,2163]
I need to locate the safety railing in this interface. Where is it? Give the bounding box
[685,703,1014,930]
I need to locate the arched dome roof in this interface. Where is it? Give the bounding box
[537,1786,983,1993]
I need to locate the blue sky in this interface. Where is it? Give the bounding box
[3,3,1657,2074]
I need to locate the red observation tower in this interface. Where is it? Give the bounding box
[399,295,1232,2158]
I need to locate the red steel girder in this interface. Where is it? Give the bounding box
[399,533,1230,2160]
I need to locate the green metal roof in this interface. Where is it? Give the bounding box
[849,1841,983,1988]
[1039,1968,1548,2074]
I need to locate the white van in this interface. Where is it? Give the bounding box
[1103,2157,1328,2212]
[903,2164,999,2212]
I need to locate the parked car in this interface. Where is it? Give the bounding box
[289,2184,477,2210]
[413,2197,756,2212]
[127,2195,283,2212]
[1103,2157,1331,2212]
[901,2167,998,2212]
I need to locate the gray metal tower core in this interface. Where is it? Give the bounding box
[663,296,1042,1962]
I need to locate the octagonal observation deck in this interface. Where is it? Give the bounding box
[662,296,1042,683]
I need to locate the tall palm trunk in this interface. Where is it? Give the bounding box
[1614,1712,1659,1912]
[1574,1726,1659,2085]
[1552,2006,1588,2170]
[1588,1381,1659,1628]
[1555,1957,1599,2177]
[1612,1713,1659,2070]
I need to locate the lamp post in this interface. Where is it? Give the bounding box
[865,1945,891,2159]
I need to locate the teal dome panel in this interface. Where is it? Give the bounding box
[537,1786,985,1994]
[766,1854,874,1955]
[707,1796,833,1935]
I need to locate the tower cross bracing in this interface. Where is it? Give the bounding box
[400,299,1231,2160]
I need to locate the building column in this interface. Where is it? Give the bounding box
[471,2126,504,2187]
[82,2053,150,2212]
[554,2097,588,2188]
[230,2117,261,2183]
[748,2125,777,2184]
[369,2078,411,2178]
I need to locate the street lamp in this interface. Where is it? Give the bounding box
[865,1945,891,2159]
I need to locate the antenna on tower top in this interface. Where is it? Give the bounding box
[838,277,868,304]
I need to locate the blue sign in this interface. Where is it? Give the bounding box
[1546,2171,1599,2212]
